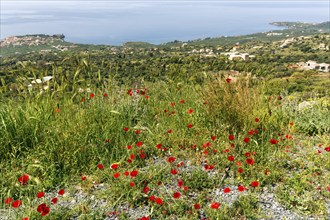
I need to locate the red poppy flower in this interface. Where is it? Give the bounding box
[211,135,216,141]
[4,197,12,204]
[210,202,220,209]
[143,186,150,194]
[12,200,22,208]
[18,174,29,185]
[127,89,133,96]
[155,198,163,205]
[22,218,29,220]
[135,130,141,135]
[130,154,135,160]
[246,158,254,165]
[140,153,146,159]
[251,181,259,187]
[245,152,251,157]
[173,192,181,199]
[270,139,278,144]
[58,189,65,196]
[229,135,234,141]
[97,164,104,170]
[51,197,58,204]
[171,169,178,175]
[223,188,231,193]
[194,203,201,210]
[187,124,193,128]
[228,156,235,161]
[130,170,138,177]
[149,195,155,201]
[204,164,215,170]
[177,179,184,187]
[90,93,95,99]
[255,118,260,122]
[226,78,232,83]
[289,121,294,126]
[167,157,176,163]
[264,169,270,175]
[130,182,135,187]
[238,185,246,192]
[188,109,194,114]
[237,168,243,173]
[277,95,282,100]
[111,163,119,170]
[244,137,250,143]
[37,192,45,198]
[170,102,175,107]
[183,186,189,191]
[156,144,162,149]
[180,99,185,104]
[114,172,120,178]
[167,129,172,134]
[324,147,330,152]
[123,127,129,132]
[37,203,50,216]
[103,93,108,98]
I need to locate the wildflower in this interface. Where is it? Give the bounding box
[246,158,254,165]
[103,93,108,98]
[37,203,50,216]
[130,170,139,177]
[58,189,65,196]
[130,182,135,187]
[170,102,175,107]
[325,147,330,152]
[180,99,185,104]
[244,137,250,143]
[55,108,60,113]
[123,127,129,132]
[140,153,146,159]
[155,197,163,205]
[113,172,120,178]
[124,171,129,176]
[183,186,189,191]
[237,168,243,173]
[51,198,58,204]
[228,155,235,161]
[136,141,143,147]
[127,89,133,96]
[229,134,234,141]
[264,169,270,175]
[37,192,45,198]
[289,121,294,126]
[245,152,251,157]
[156,144,162,149]
[188,109,194,114]
[210,202,220,209]
[4,197,12,204]
[211,135,216,141]
[97,164,104,170]
[135,130,141,135]
[187,124,193,128]
[173,192,181,199]
[12,200,22,208]
[111,163,119,170]
[194,203,201,210]
[238,185,246,192]
[255,118,260,122]
[270,139,278,144]
[90,93,95,99]
[127,145,132,150]
[167,157,176,163]
[171,169,178,175]
[18,174,29,185]
[223,188,231,193]
[177,179,184,187]
[251,181,259,187]
[226,78,232,83]
[143,186,150,194]
[167,129,172,134]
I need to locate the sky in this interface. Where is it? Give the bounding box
[1,0,329,45]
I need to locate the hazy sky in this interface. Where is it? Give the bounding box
[1,0,329,45]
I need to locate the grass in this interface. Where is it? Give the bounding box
[0,71,329,219]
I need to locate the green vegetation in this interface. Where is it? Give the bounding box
[0,26,329,219]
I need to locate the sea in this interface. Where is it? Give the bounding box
[1,1,329,45]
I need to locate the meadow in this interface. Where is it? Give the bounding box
[0,60,329,220]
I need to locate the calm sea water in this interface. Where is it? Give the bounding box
[1,1,329,45]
